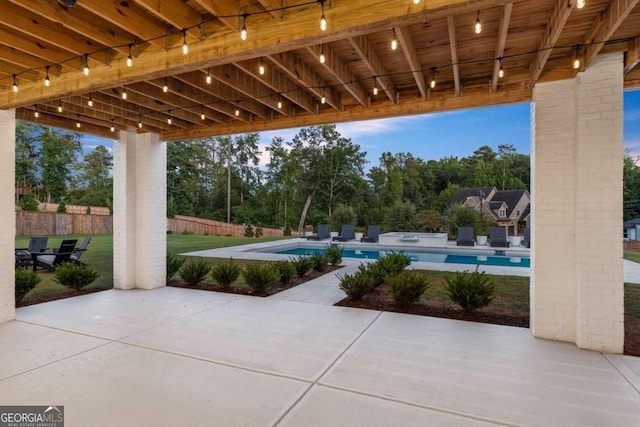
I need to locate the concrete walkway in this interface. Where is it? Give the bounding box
[2,285,639,426]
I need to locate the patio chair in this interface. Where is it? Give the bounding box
[70,236,91,264]
[35,239,77,272]
[523,227,530,248]
[456,227,475,246]
[332,224,355,242]
[490,227,510,248]
[307,224,330,241]
[15,236,48,268]
[361,225,381,243]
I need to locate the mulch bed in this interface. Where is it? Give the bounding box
[335,283,530,328]
[168,264,342,297]
[625,316,640,356]
[17,287,112,308]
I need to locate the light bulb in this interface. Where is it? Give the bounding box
[235,108,240,117]
[57,102,63,113]
[88,97,93,107]
[206,74,212,84]
[201,112,206,120]
[498,67,505,78]
[44,75,51,87]
[413,0,420,4]
[167,116,172,125]
[430,78,436,89]
[76,121,81,128]
[259,63,265,75]
[391,38,398,51]
[163,79,169,93]
[321,94,326,104]
[126,55,133,67]
[320,15,327,31]
[182,30,188,54]
[240,28,247,40]
[277,100,282,109]
[138,120,143,129]
[319,52,326,64]
[83,64,89,76]
[34,110,39,118]
[12,80,18,93]
[373,86,378,96]
[573,58,581,69]
[110,121,115,132]
[122,89,127,100]
[576,0,585,9]
[474,11,482,34]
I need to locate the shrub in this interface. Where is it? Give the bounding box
[338,271,375,299]
[255,226,263,238]
[385,201,420,232]
[166,252,186,282]
[210,259,241,288]
[244,224,254,237]
[20,193,39,211]
[179,259,211,286]
[203,231,209,236]
[275,260,296,284]
[388,271,431,307]
[283,223,292,236]
[445,205,496,238]
[444,267,496,313]
[56,201,67,213]
[15,269,41,301]
[331,204,357,231]
[377,251,411,277]
[243,263,280,293]
[166,230,173,234]
[359,262,386,288]
[324,245,343,265]
[86,207,91,214]
[310,252,329,272]
[54,263,99,291]
[291,255,313,277]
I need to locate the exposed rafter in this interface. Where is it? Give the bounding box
[395,26,427,100]
[625,37,640,73]
[491,3,513,93]
[349,35,398,103]
[446,16,461,97]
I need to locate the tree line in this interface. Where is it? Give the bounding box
[15,121,640,228]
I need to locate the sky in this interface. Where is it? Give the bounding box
[82,89,640,168]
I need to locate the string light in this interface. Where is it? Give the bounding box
[474,10,482,34]
[126,44,133,67]
[11,74,18,92]
[277,97,282,109]
[413,0,421,4]
[182,29,189,55]
[259,59,265,75]
[44,66,51,87]
[163,78,169,93]
[235,102,240,116]
[498,57,505,78]
[138,115,143,128]
[76,115,81,128]
[240,15,248,40]
[200,105,206,120]
[121,87,127,100]
[110,119,115,132]
[391,28,398,51]
[88,93,93,107]
[319,0,327,31]
[373,76,378,96]
[82,54,90,76]
[430,68,436,88]
[319,45,326,64]
[321,87,326,104]
[206,69,212,84]
[572,45,582,69]
[34,107,39,118]
[167,111,172,125]
[57,99,63,113]
[576,0,585,9]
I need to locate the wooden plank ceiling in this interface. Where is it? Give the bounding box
[0,0,639,140]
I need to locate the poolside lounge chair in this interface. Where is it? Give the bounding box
[361,225,381,243]
[490,227,510,248]
[70,236,91,264]
[332,224,355,242]
[523,227,530,248]
[15,236,48,268]
[456,227,475,246]
[35,239,77,272]
[307,224,330,241]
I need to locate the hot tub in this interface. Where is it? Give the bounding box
[378,232,448,247]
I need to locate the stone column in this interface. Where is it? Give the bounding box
[531,53,624,353]
[113,131,166,290]
[0,109,15,322]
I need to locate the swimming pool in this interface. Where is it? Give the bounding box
[272,246,530,268]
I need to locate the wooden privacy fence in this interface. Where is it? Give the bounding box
[16,211,113,236]
[38,203,110,215]
[167,215,295,237]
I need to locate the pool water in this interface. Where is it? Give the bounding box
[275,247,530,268]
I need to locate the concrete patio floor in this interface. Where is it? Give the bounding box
[2,276,640,426]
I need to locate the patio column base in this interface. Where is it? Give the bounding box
[531,53,624,353]
[0,109,15,322]
[113,131,166,290]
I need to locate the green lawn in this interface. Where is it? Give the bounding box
[624,251,640,263]
[16,234,290,304]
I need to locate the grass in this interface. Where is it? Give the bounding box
[16,234,291,303]
[625,283,640,318]
[624,251,640,263]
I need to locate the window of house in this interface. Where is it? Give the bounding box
[499,208,506,218]
[516,210,520,216]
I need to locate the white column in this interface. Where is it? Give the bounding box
[0,109,15,322]
[531,53,624,353]
[113,131,166,290]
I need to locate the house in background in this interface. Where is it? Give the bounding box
[451,186,531,236]
[624,218,640,240]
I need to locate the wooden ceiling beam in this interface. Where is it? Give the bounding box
[349,35,398,104]
[395,26,427,100]
[205,65,293,117]
[0,0,110,64]
[268,51,342,112]
[256,0,284,20]
[625,37,640,73]
[446,16,461,97]
[77,0,169,48]
[133,0,205,39]
[581,0,640,70]
[192,0,241,31]
[161,85,533,141]
[491,3,512,93]
[175,71,271,119]
[9,0,132,55]
[528,0,573,88]
[17,108,117,138]
[0,28,82,72]
[307,44,368,108]
[234,58,316,114]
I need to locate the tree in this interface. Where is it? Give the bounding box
[70,145,113,207]
[38,128,82,202]
[498,144,517,190]
[385,201,420,232]
[15,121,39,190]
